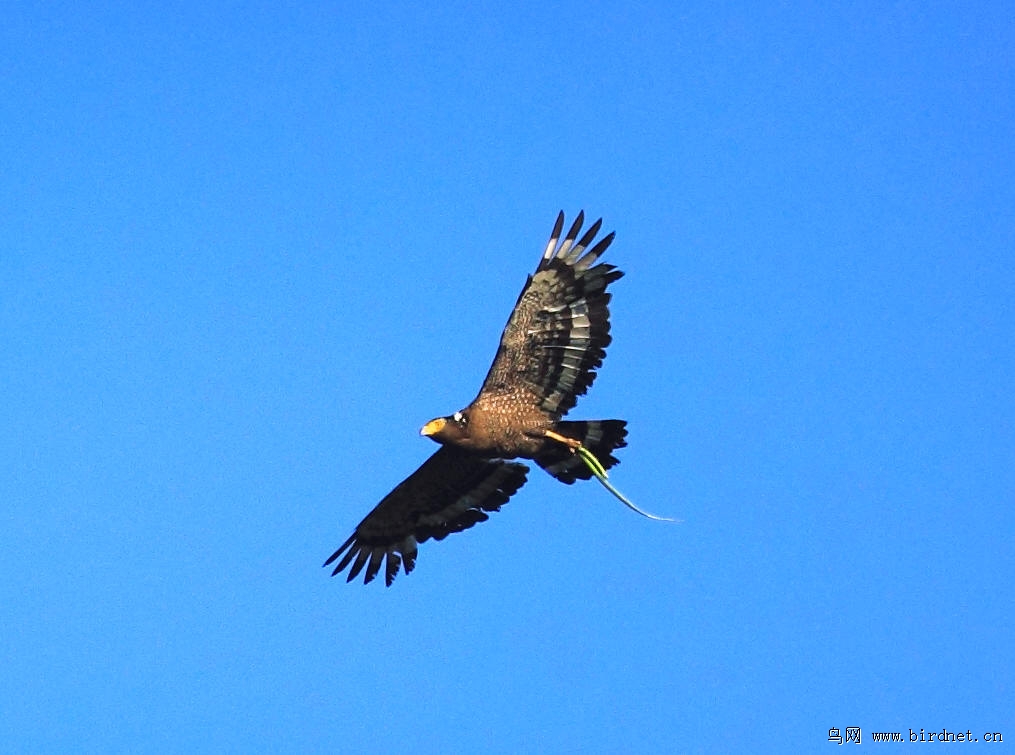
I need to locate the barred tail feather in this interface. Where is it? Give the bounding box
[537,420,628,484]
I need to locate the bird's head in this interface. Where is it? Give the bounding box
[420,410,470,445]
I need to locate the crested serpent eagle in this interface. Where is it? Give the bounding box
[325,211,629,585]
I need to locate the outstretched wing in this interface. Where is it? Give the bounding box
[476,211,623,418]
[324,447,529,586]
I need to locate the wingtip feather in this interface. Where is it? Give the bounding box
[543,211,566,261]
[323,533,356,569]
[575,231,616,271]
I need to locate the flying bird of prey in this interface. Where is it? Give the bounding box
[325,211,630,585]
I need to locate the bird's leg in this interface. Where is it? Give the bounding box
[543,429,606,475]
[543,429,583,451]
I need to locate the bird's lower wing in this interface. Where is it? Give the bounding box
[324,446,529,586]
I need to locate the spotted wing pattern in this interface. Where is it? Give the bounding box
[478,211,623,418]
[324,447,529,586]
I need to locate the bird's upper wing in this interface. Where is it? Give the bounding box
[476,211,623,418]
[324,446,529,586]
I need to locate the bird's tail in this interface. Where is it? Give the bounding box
[537,420,628,484]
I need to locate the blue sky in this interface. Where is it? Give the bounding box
[2,2,1012,752]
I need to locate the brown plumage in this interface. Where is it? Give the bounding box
[325,211,628,585]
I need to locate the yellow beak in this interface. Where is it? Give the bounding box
[420,417,447,437]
